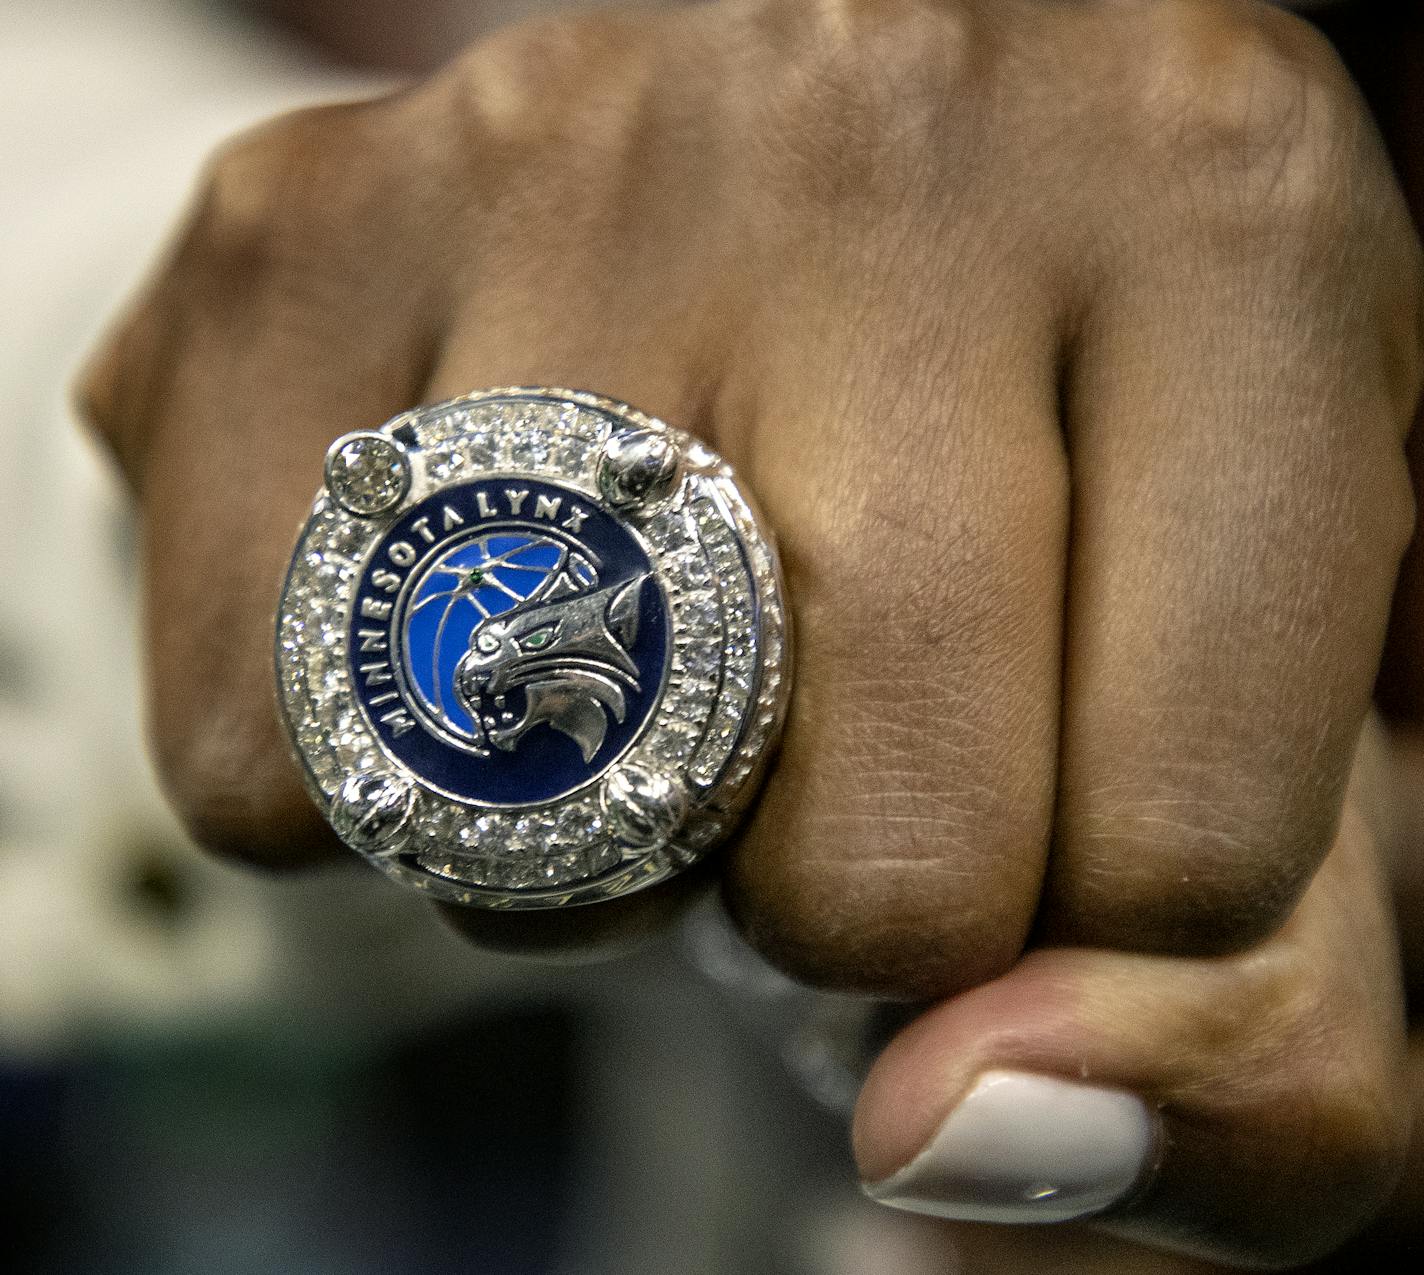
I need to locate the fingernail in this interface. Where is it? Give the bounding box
[863,1070,1157,1225]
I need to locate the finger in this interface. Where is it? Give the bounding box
[77,97,443,866]
[413,8,1077,987]
[855,800,1409,1270]
[1044,5,1423,954]
[713,238,1070,999]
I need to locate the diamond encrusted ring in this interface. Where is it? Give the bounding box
[275,388,791,908]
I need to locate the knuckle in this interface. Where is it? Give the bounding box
[438,9,661,156]
[802,0,971,93]
[186,91,445,298]
[188,102,371,275]
[1122,0,1371,229]
[756,0,967,85]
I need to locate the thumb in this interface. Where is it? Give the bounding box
[853,803,1408,1270]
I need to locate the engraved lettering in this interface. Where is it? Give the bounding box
[360,662,394,686]
[360,598,393,622]
[534,494,562,522]
[562,506,588,533]
[505,489,529,516]
[442,504,465,532]
[476,491,497,518]
[411,516,435,544]
[369,690,399,707]
[357,629,388,653]
[381,707,417,737]
[371,568,401,594]
[388,541,416,567]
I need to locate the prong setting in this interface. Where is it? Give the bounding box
[330,773,417,852]
[601,763,689,848]
[597,427,681,511]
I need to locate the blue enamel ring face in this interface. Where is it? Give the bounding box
[348,476,669,805]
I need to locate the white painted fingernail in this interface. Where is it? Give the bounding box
[863,1070,1157,1225]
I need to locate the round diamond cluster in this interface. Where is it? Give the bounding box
[276,389,789,907]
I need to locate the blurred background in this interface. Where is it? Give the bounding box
[1,2,1416,1273]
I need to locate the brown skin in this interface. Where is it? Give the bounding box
[79,0,1424,1265]
[856,741,1409,1270]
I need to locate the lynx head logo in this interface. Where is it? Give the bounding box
[454,575,648,763]
[355,477,668,807]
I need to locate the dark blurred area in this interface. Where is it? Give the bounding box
[2,1009,579,1274]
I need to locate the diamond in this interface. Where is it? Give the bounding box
[324,433,410,516]
[426,448,467,481]
[509,432,552,469]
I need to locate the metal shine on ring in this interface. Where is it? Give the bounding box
[275,388,791,909]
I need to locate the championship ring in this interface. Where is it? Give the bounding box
[276,388,790,908]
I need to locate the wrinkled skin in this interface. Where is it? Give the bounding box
[79,0,1424,1267]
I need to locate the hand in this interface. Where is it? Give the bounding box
[78,0,1422,1265]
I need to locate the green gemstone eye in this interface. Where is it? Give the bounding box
[519,625,556,652]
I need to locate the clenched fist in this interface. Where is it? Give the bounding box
[79,0,1423,1266]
